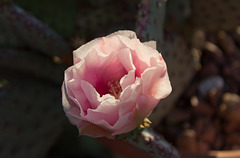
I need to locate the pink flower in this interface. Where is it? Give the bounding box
[62,30,171,138]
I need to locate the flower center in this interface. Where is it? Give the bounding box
[107,79,122,99]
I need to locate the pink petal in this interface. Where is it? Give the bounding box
[81,48,127,96]
[100,36,126,55]
[120,70,136,90]
[112,111,139,136]
[81,80,101,109]
[62,83,82,120]
[141,63,172,99]
[62,82,91,131]
[130,42,160,77]
[151,70,172,99]
[65,106,83,125]
[131,51,149,77]
[63,66,88,116]
[62,82,76,110]
[136,94,159,119]
[117,48,136,72]
[117,34,138,50]
[73,30,137,64]
[117,35,159,66]
[119,78,141,116]
[77,120,114,139]
[73,38,101,64]
[82,48,115,89]
[99,54,127,83]
[143,41,156,49]
[84,48,114,70]
[67,70,91,113]
[137,44,159,64]
[107,30,137,39]
[85,98,120,126]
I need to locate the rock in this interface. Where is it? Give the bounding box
[198,76,224,97]
[219,93,240,122]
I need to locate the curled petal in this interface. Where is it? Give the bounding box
[143,41,156,49]
[86,97,120,126]
[107,30,137,39]
[81,80,101,109]
[73,38,101,64]
[120,70,136,90]
[141,63,172,99]
[78,121,114,139]
[111,111,138,136]
[136,94,159,120]
[119,78,141,116]
[117,48,136,72]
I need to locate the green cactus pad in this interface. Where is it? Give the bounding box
[0,73,67,158]
[0,2,70,57]
[0,49,66,84]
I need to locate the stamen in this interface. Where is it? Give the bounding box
[107,79,122,99]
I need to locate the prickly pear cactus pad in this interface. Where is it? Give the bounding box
[0,74,66,158]
[0,49,66,84]
[191,0,240,31]
[76,0,139,39]
[126,128,180,158]
[0,1,70,57]
[14,0,78,39]
[137,0,166,51]
[0,2,70,158]
[165,0,191,31]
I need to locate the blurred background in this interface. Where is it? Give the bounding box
[1,0,240,158]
